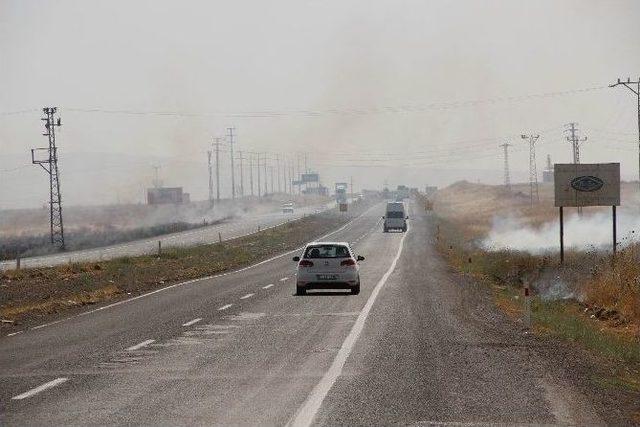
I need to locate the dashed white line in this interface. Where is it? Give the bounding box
[218,304,233,311]
[289,222,410,427]
[262,284,274,289]
[279,277,289,282]
[240,293,254,300]
[125,339,155,351]
[12,377,68,400]
[7,330,24,337]
[182,318,202,327]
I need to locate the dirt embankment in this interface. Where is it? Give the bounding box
[0,199,373,333]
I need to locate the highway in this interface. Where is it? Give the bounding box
[0,203,331,271]
[0,200,603,425]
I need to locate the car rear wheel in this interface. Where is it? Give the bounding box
[351,282,360,295]
[296,285,307,296]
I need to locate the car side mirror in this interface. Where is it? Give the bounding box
[292,256,300,262]
[406,216,409,219]
[382,216,385,219]
[357,255,365,261]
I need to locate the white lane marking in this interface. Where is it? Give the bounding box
[182,318,202,327]
[262,284,274,289]
[31,320,63,330]
[279,277,289,282]
[19,203,381,331]
[126,339,155,351]
[7,330,24,337]
[240,293,254,300]
[218,304,233,311]
[289,223,410,427]
[12,377,68,400]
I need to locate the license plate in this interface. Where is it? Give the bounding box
[317,274,337,280]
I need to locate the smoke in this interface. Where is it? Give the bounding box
[481,210,639,254]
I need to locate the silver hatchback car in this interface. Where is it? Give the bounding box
[293,242,364,295]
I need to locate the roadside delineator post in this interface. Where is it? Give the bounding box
[158,241,162,256]
[524,284,531,330]
[16,254,21,270]
[218,232,222,242]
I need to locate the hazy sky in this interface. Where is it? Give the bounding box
[1,0,639,208]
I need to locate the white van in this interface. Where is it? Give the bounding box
[383,202,407,232]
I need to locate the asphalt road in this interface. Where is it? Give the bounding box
[0,200,604,426]
[0,202,331,270]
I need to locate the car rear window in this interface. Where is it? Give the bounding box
[386,211,405,218]
[304,245,350,258]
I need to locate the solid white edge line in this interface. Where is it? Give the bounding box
[218,304,233,311]
[262,284,274,289]
[11,377,68,400]
[125,339,155,351]
[182,318,202,327]
[7,330,24,337]
[288,223,409,427]
[19,203,382,332]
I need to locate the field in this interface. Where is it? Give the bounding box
[0,194,328,260]
[0,198,371,332]
[425,181,640,393]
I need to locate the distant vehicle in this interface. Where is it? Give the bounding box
[357,193,364,201]
[293,242,364,295]
[282,202,294,213]
[383,202,408,232]
[396,185,410,200]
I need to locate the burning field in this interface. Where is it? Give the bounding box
[426,181,640,393]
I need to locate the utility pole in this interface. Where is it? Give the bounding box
[276,154,281,193]
[207,150,214,208]
[214,137,221,201]
[610,77,640,190]
[227,127,236,200]
[263,153,268,195]
[521,134,540,206]
[304,152,309,173]
[499,142,512,192]
[249,152,254,197]
[256,153,262,198]
[238,150,244,197]
[31,107,65,250]
[152,165,161,188]
[565,122,587,164]
[296,153,302,194]
[350,176,354,200]
[270,165,274,194]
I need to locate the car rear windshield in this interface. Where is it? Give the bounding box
[386,211,405,218]
[304,245,350,258]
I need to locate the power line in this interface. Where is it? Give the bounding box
[58,85,608,119]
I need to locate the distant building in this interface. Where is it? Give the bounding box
[543,154,554,183]
[147,187,188,205]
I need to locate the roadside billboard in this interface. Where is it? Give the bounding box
[554,163,620,207]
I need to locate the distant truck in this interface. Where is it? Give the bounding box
[335,182,348,204]
[396,185,410,200]
[383,201,408,232]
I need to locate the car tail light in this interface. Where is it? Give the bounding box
[341,258,356,267]
[299,260,314,267]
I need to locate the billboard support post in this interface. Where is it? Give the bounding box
[613,205,617,256]
[559,207,564,264]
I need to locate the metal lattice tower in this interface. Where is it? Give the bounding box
[610,78,640,190]
[227,127,236,199]
[521,134,540,206]
[31,107,65,250]
[499,142,512,191]
[565,122,587,164]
